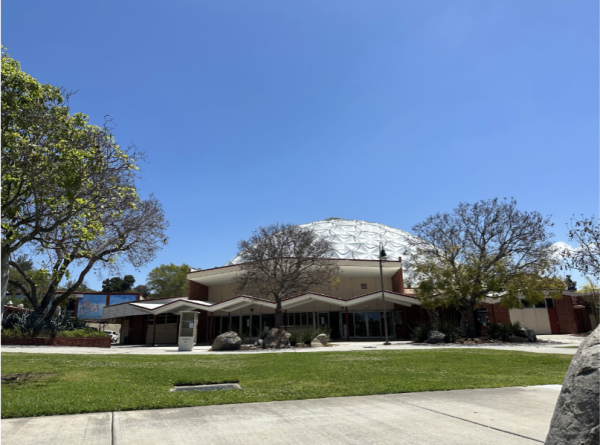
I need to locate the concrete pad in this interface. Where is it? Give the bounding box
[1,412,111,445]
[113,388,556,445]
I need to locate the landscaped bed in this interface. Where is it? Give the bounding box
[1,349,572,418]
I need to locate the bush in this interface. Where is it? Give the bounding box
[410,321,432,342]
[300,326,330,345]
[438,319,462,343]
[56,329,109,338]
[486,322,522,341]
[2,311,95,338]
[289,333,297,347]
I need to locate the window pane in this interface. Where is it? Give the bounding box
[307,312,313,326]
[301,313,307,326]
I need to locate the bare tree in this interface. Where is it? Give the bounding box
[562,215,600,279]
[406,198,563,338]
[234,223,341,328]
[9,196,168,319]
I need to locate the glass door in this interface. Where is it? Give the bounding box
[354,312,367,337]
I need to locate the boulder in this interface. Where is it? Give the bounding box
[427,330,445,344]
[516,328,537,342]
[508,336,530,343]
[314,333,328,346]
[262,328,291,349]
[311,339,325,348]
[545,326,599,445]
[212,331,242,351]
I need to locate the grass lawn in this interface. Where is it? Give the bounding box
[1,349,572,418]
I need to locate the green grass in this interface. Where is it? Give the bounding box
[1,349,572,418]
[555,346,579,349]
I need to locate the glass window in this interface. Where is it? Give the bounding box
[301,312,307,326]
[166,314,178,324]
[307,312,314,326]
[368,312,381,337]
[354,312,367,337]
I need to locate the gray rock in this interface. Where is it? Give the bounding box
[427,330,445,344]
[545,325,599,445]
[516,328,537,342]
[314,333,328,346]
[508,336,530,343]
[262,328,291,349]
[311,339,325,347]
[212,331,241,351]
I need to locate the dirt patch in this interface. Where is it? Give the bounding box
[1,373,55,383]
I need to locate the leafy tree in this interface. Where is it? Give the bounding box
[2,49,168,319]
[561,215,600,279]
[406,198,563,338]
[102,275,136,292]
[146,263,190,299]
[233,223,341,328]
[132,284,151,298]
[563,275,577,291]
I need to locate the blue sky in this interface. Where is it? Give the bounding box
[3,1,598,290]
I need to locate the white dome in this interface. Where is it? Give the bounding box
[228,218,419,278]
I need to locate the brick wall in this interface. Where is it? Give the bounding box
[2,336,111,348]
[391,268,404,293]
[555,295,578,334]
[480,303,511,324]
[189,281,209,301]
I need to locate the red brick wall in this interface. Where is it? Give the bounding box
[2,336,111,348]
[480,303,511,325]
[189,281,209,301]
[555,295,578,334]
[391,268,404,293]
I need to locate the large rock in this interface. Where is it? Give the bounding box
[262,328,291,349]
[516,328,537,342]
[212,331,242,351]
[313,333,328,346]
[427,330,445,344]
[545,325,599,445]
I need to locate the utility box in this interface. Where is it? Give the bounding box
[178,311,198,351]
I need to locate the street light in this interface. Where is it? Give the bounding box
[379,242,391,345]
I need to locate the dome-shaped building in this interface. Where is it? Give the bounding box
[103,219,428,345]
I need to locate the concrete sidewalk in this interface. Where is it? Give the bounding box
[0,334,583,356]
[2,386,560,445]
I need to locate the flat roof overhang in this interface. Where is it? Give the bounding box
[186,259,403,287]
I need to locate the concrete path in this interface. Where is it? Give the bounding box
[0,334,583,356]
[1,385,561,445]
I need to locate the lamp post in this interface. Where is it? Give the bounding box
[379,242,391,345]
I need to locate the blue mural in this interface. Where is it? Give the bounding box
[77,295,107,319]
[109,294,138,305]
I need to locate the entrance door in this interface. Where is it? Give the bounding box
[241,315,251,336]
[329,311,341,339]
[317,312,329,329]
[251,315,261,337]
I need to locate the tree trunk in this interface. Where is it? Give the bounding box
[1,250,9,322]
[275,302,283,329]
[466,303,477,338]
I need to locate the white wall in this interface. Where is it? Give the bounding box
[508,308,552,335]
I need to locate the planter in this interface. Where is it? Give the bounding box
[1,336,111,348]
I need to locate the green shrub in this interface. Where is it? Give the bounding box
[438,319,462,343]
[1,327,24,338]
[300,326,330,345]
[289,333,297,347]
[56,329,109,338]
[409,321,432,342]
[486,322,522,341]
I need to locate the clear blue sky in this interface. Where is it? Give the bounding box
[3,1,598,290]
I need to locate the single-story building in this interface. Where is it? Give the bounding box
[100,218,598,345]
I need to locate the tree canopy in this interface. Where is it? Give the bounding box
[561,215,600,280]
[145,263,190,299]
[102,275,136,293]
[406,198,563,337]
[234,223,340,328]
[1,49,168,318]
